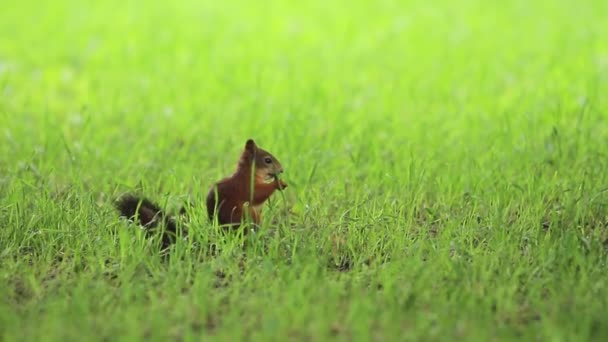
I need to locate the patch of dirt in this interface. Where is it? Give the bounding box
[213,270,232,289]
[328,256,353,272]
[10,276,34,304]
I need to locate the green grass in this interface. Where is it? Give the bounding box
[1,0,608,340]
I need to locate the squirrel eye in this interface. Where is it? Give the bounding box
[264,157,272,164]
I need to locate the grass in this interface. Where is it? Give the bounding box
[1,0,608,340]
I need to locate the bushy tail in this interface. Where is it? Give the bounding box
[114,195,185,249]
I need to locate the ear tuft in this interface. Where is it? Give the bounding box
[245,139,256,152]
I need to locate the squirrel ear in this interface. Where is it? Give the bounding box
[245,139,256,152]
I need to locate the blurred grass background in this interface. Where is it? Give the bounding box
[1,0,608,340]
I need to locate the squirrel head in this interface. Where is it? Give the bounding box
[243,139,286,186]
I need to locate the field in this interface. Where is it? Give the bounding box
[1,0,608,340]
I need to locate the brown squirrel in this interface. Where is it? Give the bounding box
[115,139,287,248]
[206,138,287,227]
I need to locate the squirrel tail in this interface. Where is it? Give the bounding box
[114,195,183,249]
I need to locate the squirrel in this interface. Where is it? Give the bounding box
[206,138,287,228]
[114,139,288,248]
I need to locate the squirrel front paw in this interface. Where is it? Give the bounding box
[277,179,288,190]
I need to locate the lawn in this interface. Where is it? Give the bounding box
[1,0,608,340]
